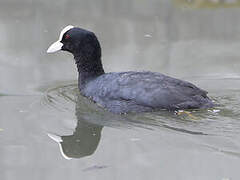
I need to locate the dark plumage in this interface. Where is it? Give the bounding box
[47,26,214,114]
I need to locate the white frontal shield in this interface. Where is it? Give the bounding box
[47,25,74,53]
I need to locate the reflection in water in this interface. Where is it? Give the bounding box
[48,122,102,159]
[48,95,103,159]
[46,89,132,159]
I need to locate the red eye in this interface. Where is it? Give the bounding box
[65,34,70,39]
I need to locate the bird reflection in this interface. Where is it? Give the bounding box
[47,92,129,159]
[48,121,102,159]
[48,94,106,159]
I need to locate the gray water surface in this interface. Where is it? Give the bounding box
[1,0,240,180]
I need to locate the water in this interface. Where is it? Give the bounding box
[1,0,240,180]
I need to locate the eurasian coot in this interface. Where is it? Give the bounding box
[47,25,214,114]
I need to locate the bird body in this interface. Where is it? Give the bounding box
[47,25,214,114]
[82,71,213,113]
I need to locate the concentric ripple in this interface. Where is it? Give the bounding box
[42,80,240,138]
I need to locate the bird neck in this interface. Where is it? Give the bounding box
[74,55,105,90]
